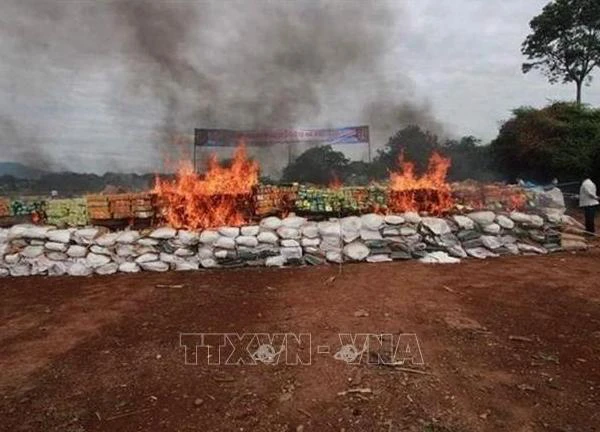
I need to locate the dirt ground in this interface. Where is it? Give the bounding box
[1,248,599,432]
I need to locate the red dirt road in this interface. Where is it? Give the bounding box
[1,250,599,432]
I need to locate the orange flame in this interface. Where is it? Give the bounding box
[388,151,453,214]
[451,181,528,211]
[329,172,342,189]
[154,144,259,229]
[508,193,527,210]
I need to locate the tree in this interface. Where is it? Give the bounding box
[281,145,350,185]
[442,136,495,182]
[490,102,600,182]
[371,125,439,179]
[522,0,600,105]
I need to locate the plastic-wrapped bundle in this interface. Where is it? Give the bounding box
[296,186,341,213]
[295,186,387,215]
[357,187,388,213]
[45,198,88,227]
[10,199,45,216]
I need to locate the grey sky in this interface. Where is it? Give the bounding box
[404,1,600,141]
[0,0,598,175]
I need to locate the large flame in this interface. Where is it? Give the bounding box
[154,144,259,229]
[388,151,453,214]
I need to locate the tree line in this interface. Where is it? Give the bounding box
[2,101,599,196]
[280,102,600,187]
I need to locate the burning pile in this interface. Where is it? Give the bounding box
[151,145,527,229]
[154,145,259,230]
[388,152,453,214]
[0,142,585,278]
[0,145,533,231]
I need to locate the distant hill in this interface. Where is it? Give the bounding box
[0,162,47,179]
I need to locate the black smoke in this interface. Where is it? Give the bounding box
[0,0,445,174]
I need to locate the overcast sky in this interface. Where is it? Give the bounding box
[0,0,598,174]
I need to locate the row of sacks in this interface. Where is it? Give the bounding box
[0,211,588,277]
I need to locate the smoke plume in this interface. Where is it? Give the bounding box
[0,0,445,174]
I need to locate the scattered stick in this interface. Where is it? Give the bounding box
[563,225,600,238]
[509,335,533,342]
[212,376,235,382]
[377,360,432,375]
[297,408,313,418]
[155,284,185,289]
[105,408,151,421]
[390,365,432,375]
[384,419,393,432]
[337,388,372,396]
[473,330,493,336]
[442,285,456,293]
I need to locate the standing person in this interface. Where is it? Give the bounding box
[579,177,599,234]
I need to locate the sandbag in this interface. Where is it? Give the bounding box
[218,226,240,238]
[420,251,460,264]
[360,213,384,231]
[343,241,369,261]
[260,217,282,230]
[119,262,141,273]
[150,227,177,239]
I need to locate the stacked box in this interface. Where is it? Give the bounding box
[87,193,155,220]
[451,181,485,208]
[253,184,298,217]
[109,194,133,219]
[131,193,154,218]
[451,182,529,211]
[482,184,528,210]
[86,195,111,220]
[45,198,88,227]
[0,197,10,218]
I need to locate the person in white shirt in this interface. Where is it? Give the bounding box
[579,178,599,234]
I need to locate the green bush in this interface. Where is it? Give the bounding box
[490,102,600,182]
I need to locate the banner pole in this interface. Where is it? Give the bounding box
[192,142,197,173]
